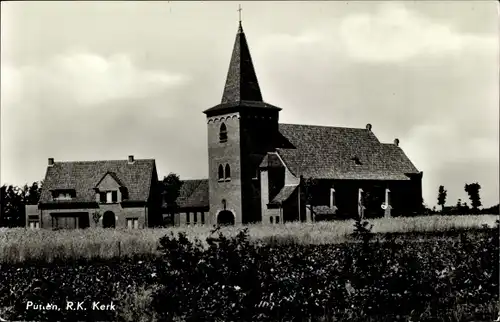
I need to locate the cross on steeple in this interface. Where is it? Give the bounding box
[237,4,242,24]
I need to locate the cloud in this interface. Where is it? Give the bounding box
[2,51,189,108]
[0,51,190,185]
[339,3,496,63]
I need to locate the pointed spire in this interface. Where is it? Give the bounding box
[221,16,263,104]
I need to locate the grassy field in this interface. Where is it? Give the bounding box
[0,214,497,263]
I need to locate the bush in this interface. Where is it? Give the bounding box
[151,226,499,322]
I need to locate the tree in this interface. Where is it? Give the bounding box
[464,182,482,213]
[437,185,447,212]
[0,184,24,227]
[1,181,43,227]
[161,173,183,226]
[24,181,43,205]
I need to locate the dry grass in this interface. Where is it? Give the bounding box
[0,214,497,263]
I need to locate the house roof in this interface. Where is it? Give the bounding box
[276,123,420,180]
[270,185,298,205]
[40,159,156,204]
[174,179,209,209]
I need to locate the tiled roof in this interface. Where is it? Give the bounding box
[259,153,284,169]
[204,100,281,116]
[277,123,419,180]
[270,185,298,205]
[311,205,337,215]
[203,23,281,116]
[221,22,262,104]
[175,179,209,209]
[40,159,156,204]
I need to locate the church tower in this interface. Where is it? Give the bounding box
[203,21,281,225]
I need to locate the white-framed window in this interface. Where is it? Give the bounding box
[127,218,139,229]
[29,221,40,229]
[53,189,75,201]
[101,191,118,203]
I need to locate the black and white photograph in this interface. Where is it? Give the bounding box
[1,1,499,321]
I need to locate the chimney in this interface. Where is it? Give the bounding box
[366,123,372,131]
[394,138,399,146]
[48,158,54,166]
[128,155,134,164]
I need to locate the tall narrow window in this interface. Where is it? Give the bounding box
[225,164,231,181]
[111,191,118,203]
[218,165,224,181]
[186,212,190,225]
[270,216,274,224]
[193,212,198,224]
[201,212,205,224]
[219,123,228,143]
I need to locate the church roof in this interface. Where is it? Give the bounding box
[270,184,298,205]
[276,123,420,180]
[40,159,156,204]
[203,23,281,116]
[175,179,209,209]
[221,22,262,104]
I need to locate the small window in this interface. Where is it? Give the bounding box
[186,212,190,224]
[225,164,231,181]
[112,191,118,203]
[351,156,362,165]
[276,216,280,224]
[219,123,228,143]
[99,192,106,203]
[201,212,205,225]
[127,218,139,229]
[270,216,273,224]
[218,165,224,181]
[193,212,198,224]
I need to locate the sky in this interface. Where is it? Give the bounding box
[1,1,499,208]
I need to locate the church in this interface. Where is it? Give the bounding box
[27,21,423,229]
[163,21,423,226]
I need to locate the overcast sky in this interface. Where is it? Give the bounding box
[1,1,499,208]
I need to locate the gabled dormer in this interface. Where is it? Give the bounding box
[51,189,76,201]
[94,171,128,204]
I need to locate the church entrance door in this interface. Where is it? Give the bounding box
[217,210,235,226]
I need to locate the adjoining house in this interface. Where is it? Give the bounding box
[161,179,209,226]
[26,156,161,229]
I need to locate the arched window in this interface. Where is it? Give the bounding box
[225,164,231,180]
[219,123,228,143]
[218,165,224,181]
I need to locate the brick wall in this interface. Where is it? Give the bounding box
[39,204,147,229]
[207,113,243,225]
